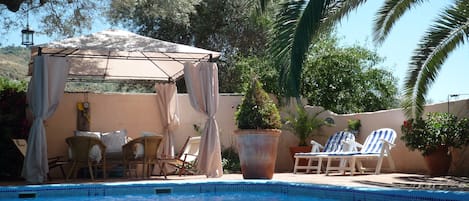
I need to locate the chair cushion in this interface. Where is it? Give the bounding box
[73,131,103,162]
[134,143,144,158]
[102,129,127,153]
[75,131,102,139]
[141,131,157,136]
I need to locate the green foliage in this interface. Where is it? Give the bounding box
[191,0,272,55]
[302,33,399,113]
[269,0,366,98]
[108,0,276,94]
[283,106,328,146]
[401,112,469,156]
[0,77,27,92]
[347,118,361,131]
[108,0,199,44]
[232,55,280,95]
[65,80,155,93]
[0,77,30,139]
[235,79,281,130]
[221,146,240,174]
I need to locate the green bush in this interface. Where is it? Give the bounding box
[235,79,281,129]
[0,77,29,179]
[0,77,30,139]
[221,146,240,173]
[283,106,327,146]
[401,112,469,156]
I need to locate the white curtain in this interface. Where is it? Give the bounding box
[183,62,222,178]
[155,83,180,157]
[22,55,70,184]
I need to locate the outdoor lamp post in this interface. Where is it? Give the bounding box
[21,25,34,47]
[447,94,469,113]
[21,0,34,47]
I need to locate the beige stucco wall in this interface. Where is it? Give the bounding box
[45,92,469,177]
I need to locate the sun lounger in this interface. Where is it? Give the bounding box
[324,128,397,175]
[293,131,355,174]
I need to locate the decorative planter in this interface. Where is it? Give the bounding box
[423,145,452,176]
[235,129,281,179]
[289,146,312,171]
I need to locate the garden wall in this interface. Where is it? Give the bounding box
[45,92,469,177]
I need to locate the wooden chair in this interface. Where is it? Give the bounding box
[65,136,107,180]
[160,136,201,177]
[12,139,68,181]
[122,135,163,178]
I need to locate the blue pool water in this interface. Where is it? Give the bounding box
[0,180,467,201]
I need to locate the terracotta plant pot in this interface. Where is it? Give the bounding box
[235,129,281,179]
[423,145,452,176]
[289,146,312,171]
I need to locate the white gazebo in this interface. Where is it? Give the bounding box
[24,29,223,183]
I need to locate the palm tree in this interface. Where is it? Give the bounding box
[374,0,469,118]
[268,0,366,99]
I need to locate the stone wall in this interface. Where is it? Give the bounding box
[45,92,469,176]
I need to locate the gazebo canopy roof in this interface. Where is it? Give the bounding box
[29,29,221,82]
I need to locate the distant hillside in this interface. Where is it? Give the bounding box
[0,46,30,80]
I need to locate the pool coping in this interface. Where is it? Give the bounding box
[1,179,468,201]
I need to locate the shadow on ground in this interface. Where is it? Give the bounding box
[356,175,469,191]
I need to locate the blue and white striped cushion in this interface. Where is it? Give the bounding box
[360,128,396,154]
[323,131,355,153]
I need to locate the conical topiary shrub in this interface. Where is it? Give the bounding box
[235,79,281,129]
[234,79,282,179]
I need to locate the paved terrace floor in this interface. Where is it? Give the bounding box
[1,173,468,191]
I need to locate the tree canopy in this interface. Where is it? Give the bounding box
[1,0,106,38]
[302,34,399,113]
[1,0,401,114]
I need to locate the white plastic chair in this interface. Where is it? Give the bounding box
[324,128,397,175]
[293,131,355,174]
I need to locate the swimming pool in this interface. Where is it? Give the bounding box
[0,180,467,201]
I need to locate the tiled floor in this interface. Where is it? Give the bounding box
[2,172,468,191]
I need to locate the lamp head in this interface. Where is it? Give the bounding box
[21,26,34,47]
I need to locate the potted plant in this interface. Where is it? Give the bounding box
[346,118,361,135]
[401,112,469,176]
[283,106,327,157]
[234,79,282,179]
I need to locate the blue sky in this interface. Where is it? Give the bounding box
[2,1,468,103]
[336,1,469,103]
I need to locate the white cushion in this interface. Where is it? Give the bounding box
[89,145,102,162]
[102,129,127,153]
[134,143,144,159]
[75,131,102,139]
[141,131,157,136]
[68,145,102,163]
[72,131,103,162]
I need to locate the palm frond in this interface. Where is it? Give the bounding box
[373,0,427,45]
[269,0,367,98]
[258,0,269,13]
[269,0,310,97]
[288,0,331,97]
[323,0,367,26]
[403,0,469,118]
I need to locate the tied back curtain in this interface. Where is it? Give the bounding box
[155,83,180,157]
[183,62,222,178]
[23,55,70,184]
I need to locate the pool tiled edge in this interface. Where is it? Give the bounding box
[0,180,468,201]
